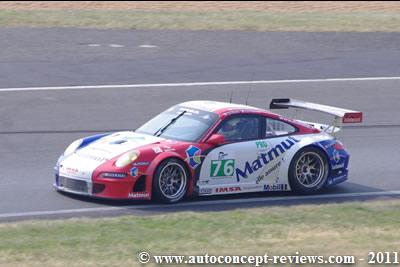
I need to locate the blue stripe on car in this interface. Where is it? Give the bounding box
[78,133,112,150]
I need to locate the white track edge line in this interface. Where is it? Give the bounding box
[1,76,400,92]
[1,190,400,219]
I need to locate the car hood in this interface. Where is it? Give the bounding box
[75,131,164,161]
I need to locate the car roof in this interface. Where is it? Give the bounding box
[178,101,315,135]
[179,100,265,115]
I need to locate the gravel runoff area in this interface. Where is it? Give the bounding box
[0,1,400,31]
[1,1,400,12]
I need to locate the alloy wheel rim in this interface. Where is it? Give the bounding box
[159,163,187,199]
[295,152,325,188]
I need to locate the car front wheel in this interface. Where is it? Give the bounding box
[152,159,189,203]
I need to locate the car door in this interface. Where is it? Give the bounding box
[197,114,266,195]
[197,115,300,195]
[252,117,300,191]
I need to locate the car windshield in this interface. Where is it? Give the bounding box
[136,105,219,142]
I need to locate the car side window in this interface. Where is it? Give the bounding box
[265,118,296,137]
[217,116,260,142]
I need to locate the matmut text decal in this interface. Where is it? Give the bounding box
[235,137,299,182]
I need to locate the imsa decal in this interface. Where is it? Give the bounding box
[215,186,241,193]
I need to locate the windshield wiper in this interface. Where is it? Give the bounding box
[154,111,187,137]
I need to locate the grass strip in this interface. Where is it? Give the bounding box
[0,199,399,266]
[0,10,400,31]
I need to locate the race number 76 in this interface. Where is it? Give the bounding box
[210,159,235,177]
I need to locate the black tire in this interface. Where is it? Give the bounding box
[152,158,189,203]
[288,147,329,194]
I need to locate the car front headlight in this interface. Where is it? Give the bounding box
[115,150,140,168]
[64,139,83,156]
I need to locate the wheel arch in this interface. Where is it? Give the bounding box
[291,143,331,175]
[145,152,194,199]
[301,143,330,161]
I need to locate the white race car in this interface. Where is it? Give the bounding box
[54,99,362,203]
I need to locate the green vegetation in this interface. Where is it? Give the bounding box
[0,199,399,267]
[0,10,400,31]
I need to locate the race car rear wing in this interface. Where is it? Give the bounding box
[269,98,362,134]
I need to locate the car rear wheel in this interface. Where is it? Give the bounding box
[152,159,189,203]
[289,147,328,194]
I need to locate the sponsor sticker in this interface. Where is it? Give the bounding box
[210,159,235,178]
[235,137,299,182]
[152,147,163,154]
[128,192,150,198]
[343,113,362,123]
[332,149,341,163]
[332,163,345,170]
[256,161,282,184]
[130,167,139,177]
[242,185,264,191]
[215,186,241,193]
[102,172,127,178]
[186,145,202,169]
[255,141,269,149]
[199,188,212,195]
[133,162,150,167]
[65,167,79,174]
[264,184,288,191]
[218,152,228,160]
[162,145,176,152]
[198,180,210,185]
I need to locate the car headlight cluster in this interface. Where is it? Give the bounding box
[64,139,83,156]
[115,150,140,167]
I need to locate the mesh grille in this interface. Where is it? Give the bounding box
[59,176,88,194]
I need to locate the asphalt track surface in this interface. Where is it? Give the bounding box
[1,28,400,221]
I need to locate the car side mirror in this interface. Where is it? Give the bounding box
[206,134,225,145]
